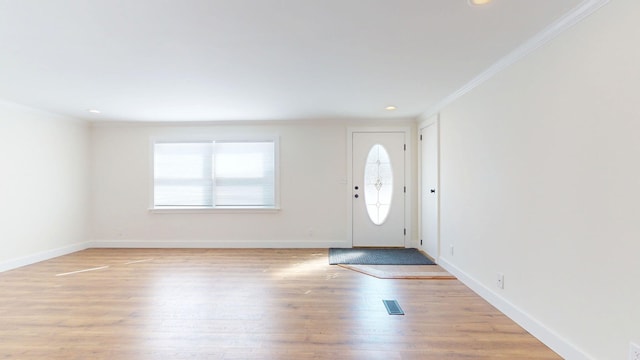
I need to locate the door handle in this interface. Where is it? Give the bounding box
[430,189,436,193]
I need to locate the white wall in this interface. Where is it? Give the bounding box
[436,1,639,359]
[89,120,417,248]
[0,100,89,269]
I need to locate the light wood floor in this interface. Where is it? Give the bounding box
[338,264,456,280]
[0,249,560,359]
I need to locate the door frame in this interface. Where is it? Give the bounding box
[347,126,413,248]
[418,115,440,261]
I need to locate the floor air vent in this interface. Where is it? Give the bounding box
[382,299,404,315]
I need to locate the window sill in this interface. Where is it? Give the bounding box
[149,206,281,214]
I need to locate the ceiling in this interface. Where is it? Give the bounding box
[0,0,588,122]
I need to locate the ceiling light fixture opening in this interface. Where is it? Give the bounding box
[468,0,492,6]
[385,106,397,111]
[87,109,101,114]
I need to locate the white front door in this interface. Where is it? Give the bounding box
[421,123,439,259]
[352,132,405,247]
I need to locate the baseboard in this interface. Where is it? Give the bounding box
[87,239,351,249]
[0,242,89,273]
[438,258,595,360]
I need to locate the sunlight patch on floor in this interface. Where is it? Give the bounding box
[272,256,329,279]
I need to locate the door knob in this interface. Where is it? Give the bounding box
[354,194,359,198]
[354,186,359,190]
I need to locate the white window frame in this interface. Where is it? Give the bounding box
[149,135,280,213]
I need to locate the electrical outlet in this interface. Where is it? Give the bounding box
[629,342,640,360]
[496,273,504,289]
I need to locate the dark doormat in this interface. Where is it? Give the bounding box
[329,248,435,265]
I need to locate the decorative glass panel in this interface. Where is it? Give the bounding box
[363,144,393,225]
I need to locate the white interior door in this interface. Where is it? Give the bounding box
[421,123,439,259]
[352,132,405,247]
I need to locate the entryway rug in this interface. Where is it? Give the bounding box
[328,248,435,265]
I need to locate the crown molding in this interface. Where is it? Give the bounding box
[418,0,610,122]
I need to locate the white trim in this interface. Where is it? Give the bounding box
[347,126,413,248]
[87,240,350,249]
[90,117,418,128]
[418,0,610,121]
[0,242,88,273]
[417,115,440,261]
[438,258,597,360]
[149,206,280,214]
[418,112,439,130]
[0,98,87,125]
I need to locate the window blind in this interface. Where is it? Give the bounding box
[154,140,276,208]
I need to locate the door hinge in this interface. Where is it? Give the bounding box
[403,186,406,193]
[420,239,423,245]
[404,228,406,236]
[403,144,406,151]
[420,134,423,141]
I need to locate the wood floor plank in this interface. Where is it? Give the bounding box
[0,249,560,359]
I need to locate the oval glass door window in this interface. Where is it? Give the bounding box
[363,144,393,225]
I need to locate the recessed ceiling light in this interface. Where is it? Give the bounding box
[87,109,101,114]
[469,0,492,6]
[385,106,397,111]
